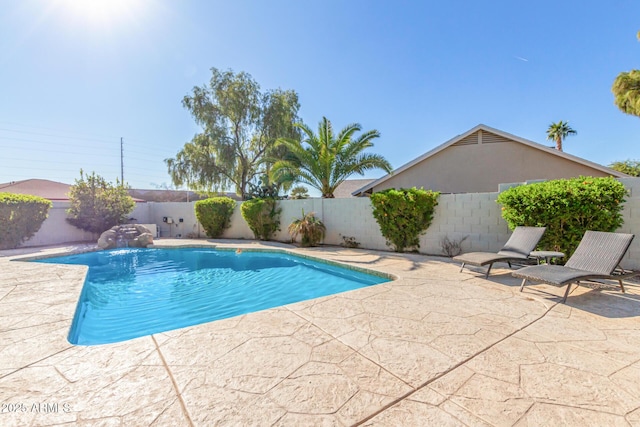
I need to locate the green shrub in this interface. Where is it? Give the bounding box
[370,187,440,252]
[0,193,52,249]
[241,198,281,240]
[288,210,326,247]
[66,171,135,234]
[194,197,236,238]
[497,176,627,257]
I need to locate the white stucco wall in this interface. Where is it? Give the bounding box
[21,202,96,247]
[19,178,640,269]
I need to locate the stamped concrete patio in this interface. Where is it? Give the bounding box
[1,240,640,426]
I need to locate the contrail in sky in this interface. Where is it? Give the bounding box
[514,56,529,62]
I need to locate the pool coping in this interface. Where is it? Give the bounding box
[13,243,398,282]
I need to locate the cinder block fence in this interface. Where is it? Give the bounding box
[21,178,640,270]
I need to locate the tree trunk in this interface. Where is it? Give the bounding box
[556,137,563,151]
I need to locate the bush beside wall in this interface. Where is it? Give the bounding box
[497,176,627,257]
[194,197,236,238]
[241,198,281,240]
[370,187,440,252]
[0,193,52,249]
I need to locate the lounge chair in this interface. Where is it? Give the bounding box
[453,226,546,278]
[513,231,635,303]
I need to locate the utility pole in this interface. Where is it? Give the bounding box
[120,137,124,186]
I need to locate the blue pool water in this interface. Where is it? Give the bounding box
[37,248,389,345]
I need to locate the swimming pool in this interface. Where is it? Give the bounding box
[37,248,390,345]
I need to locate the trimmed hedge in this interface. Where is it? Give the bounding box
[0,193,52,249]
[497,176,627,258]
[370,187,440,252]
[194,197,236,238]
[241,198,281,240]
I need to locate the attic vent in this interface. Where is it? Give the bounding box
[482,132,510,144]
[452,132,479,147]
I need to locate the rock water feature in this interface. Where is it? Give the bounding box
[97,224,154,249]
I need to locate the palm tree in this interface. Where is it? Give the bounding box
[611,32,640,119]
[271,117,393,198]
[612,70,640,119]
[546,121,577,152]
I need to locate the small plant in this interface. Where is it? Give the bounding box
[340,234,361,248]
[370,187,440,252]
[194,196,236,238]
[0,193,52,249]
[440,235,468,257]
[241,197,281,240]
[288,210,326,247]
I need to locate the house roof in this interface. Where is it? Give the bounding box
[333,179,375,198]
[0,179,74,201]
[0,179,146,202]
[128,189,242,202]
[352,124,627,196]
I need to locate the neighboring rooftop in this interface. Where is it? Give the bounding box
[333,179,375,198]
[352,124,628,196]
[128,189,243,202]
[0,179,75,201]
[0,179,147,202]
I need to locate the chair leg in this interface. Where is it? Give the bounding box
[619,279,626,293]
[459,263,465,273]
[562,283,572,303]
[485,263,493,278]
[519,278,527,292]
[507,261,512,269]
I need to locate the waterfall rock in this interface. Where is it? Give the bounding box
[97,224,154,249]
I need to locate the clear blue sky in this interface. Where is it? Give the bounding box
[1,0,638,191]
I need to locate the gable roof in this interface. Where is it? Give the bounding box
[352,124,627,196]
[0,179,146,202]
[0,179,73,201]
[333,179,375,198]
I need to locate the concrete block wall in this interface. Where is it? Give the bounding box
[315,198,388,250]
[223,198,388,250]
[615,178,640,269]
[420,193,510,255]
[20,178,640,269]
[143,202,201,239]
[22,202,95,247]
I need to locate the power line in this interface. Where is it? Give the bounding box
[0,120,124,140]
[0,121,180,150]
[0,127,117,144]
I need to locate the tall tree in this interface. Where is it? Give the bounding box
[546,121,576,151]
[612,32,640,119]
[271,117,393,198]
[609,159,640,176]
[165,68,300,199]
